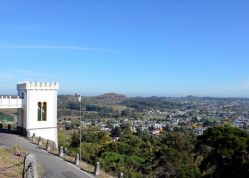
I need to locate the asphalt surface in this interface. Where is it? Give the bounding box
[0,132,94,178]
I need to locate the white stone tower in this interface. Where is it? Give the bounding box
[16,81,59,147]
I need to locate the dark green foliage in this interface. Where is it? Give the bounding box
[120,123,132,135]
[70,131,80,147]
[148,146,200,178]
[196,126,249,178]
[63,125,249,178]
[81,128,111,144]
[105,142,132,155]
[202,118,219,127]
[162,131,196,152]
[111,127,121,137]
[101,152,126,172]
[0,113,14,122]
[82,142,102,164]
[100,152,145,177]
[121,97,183,111]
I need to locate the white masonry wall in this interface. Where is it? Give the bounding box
[26,90,58,147]
[17,81,59,148]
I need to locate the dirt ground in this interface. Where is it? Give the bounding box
[0,146,27,178]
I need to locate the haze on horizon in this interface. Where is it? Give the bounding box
[0,0,249,98]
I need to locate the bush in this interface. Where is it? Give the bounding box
[101,152,125,172]
[82,142,102,164]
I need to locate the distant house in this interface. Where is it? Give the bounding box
[150,129,161,135]
[233,117,249,129]
[193,128,205,135]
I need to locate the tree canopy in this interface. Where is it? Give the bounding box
[196,126,249,178]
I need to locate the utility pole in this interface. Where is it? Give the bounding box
[75,93,82,163]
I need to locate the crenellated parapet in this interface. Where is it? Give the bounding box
[17,81,59,90]
[0,96,22,109]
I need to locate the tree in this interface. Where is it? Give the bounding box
[58,130,71,148]
[120,123,132,135]
[121,109,131,117]
[101,152,126,172]
[162,131,195,153]
[81,127,111,144]
[70,131,80,147]
[196,126,249,178]
[82,142,102,164]
[111,127,121,137]
[148,146,200,178]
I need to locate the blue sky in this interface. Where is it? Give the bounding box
[0,0,249,97]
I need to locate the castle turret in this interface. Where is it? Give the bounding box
[17,81,59,148]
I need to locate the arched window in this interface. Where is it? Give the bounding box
[38,102,42,121]
[38,102,47,121]
[42,102,47,121]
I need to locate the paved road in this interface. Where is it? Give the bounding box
[0,132,93,178]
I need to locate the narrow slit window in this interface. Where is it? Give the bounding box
[42,102,47,121]
[38,102,42,121]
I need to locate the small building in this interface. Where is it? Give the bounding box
[0,81,59,148]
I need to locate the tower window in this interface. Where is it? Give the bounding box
[37,102,47,121]
[38,102,42,121]
[42,102,47,121]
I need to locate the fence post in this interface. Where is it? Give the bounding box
[119,172,124,178]
[94,161,100,176]
[46,140,52,151]
[59,146,64,158]
[32,133,36,142]
[23,154,38,178]
[75,153,80,166]
[38,137,43,147]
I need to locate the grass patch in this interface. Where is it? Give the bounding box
[0,145,27,178]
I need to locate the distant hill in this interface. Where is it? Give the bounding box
[58,93,249,116]
[84,93,126,106]
[93,93,127,105]
[96,93,127,99]
[58,93,128,110]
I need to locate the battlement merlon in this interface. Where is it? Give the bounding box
[17,81,59,90]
